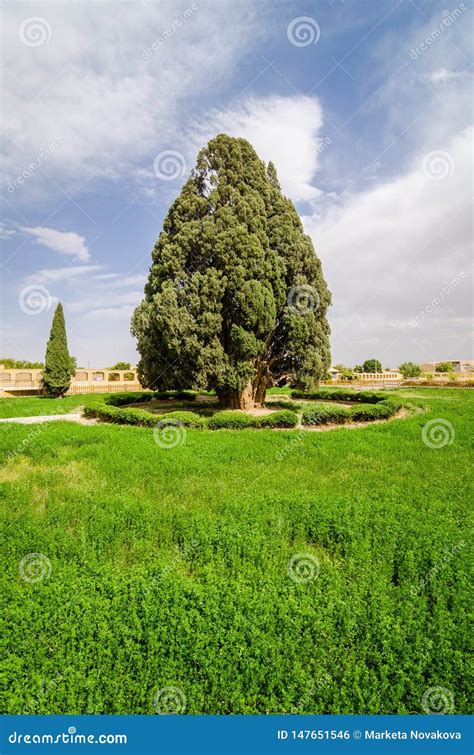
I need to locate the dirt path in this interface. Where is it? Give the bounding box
[0,413,98,426]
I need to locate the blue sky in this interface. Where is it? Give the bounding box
[1,0,472,368]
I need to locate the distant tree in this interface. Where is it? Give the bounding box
[132,134,331,408]
[42,303,75,397]
[399,362,422,378]
[109,362,131,370]
[0,358,44,369]
[333,364,353,381]
[435,361,453,373]
[362,359,382,373]
[353,365,364,373]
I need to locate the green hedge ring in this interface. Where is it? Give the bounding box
[83,389,410,430]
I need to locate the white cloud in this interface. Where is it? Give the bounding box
[22,226,90,261]
[88,272,146,287]
[429,68,463,84]
[25,265,102,285]
[303,126,473,365]
[92,273,121,281]
[191,95,325,202]
[67,290,144,315]
[1,0,266,201]
[107,274,147,288]
[82,304,137,321]
[0,223,16,239]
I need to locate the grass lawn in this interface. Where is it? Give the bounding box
[0,388,472,714]
[0,394,100,418]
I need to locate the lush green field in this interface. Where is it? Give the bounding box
[1,388,472,714]
[0,394,98,418]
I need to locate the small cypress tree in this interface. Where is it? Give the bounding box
[42,302,74,397]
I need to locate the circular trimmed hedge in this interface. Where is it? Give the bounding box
[291,388,404,425]
[83,392,299,429]
[83,388,408,430]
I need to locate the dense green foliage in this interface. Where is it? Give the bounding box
[266,399,304,411]
[207,411,255,430]
[132,135,331,408]
[84,394,202,428]
[302,404,352,425]
[42,304,75,398]
[435,361,453,373]
[350,403,394,421]
[0,358,44,369]
[0,388,472,714]
[399,362,422,378]
[159,411,205,428]
[291,388,395,404]
[109,362,131,370]
[362,359,382,373]
[295,388,403,425]
[332,364,356,381]
[254,410,298,428]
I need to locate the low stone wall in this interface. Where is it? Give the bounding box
[0,367,144,397]
[322,372,402,388]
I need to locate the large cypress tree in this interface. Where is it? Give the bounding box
[42,302,75,397]
[132,135,331,408]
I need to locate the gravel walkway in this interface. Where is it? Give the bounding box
[0,413,98,425]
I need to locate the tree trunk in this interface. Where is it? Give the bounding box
[217,377,267,409]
